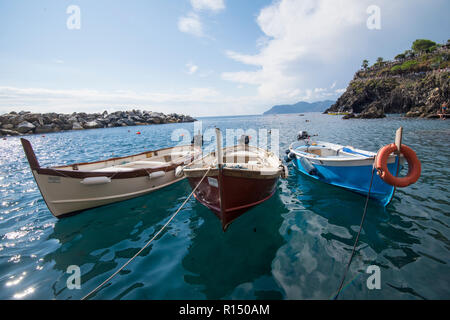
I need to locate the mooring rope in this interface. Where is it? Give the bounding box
[81,166,211,300]
[333,165,376,300]
[333,152,401,299]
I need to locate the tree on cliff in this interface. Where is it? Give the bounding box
[412,39,437,53]
[404,50,415,59]
[361,59,369,70]
[374,57,384,67]
[395,53,406,61]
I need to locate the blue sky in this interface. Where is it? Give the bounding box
[0,0,449,116]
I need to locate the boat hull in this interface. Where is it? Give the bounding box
[187,171,279,230]
[31,168,185,218]
[292,156,399,206]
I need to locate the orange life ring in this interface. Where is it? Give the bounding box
[375,144,421,187]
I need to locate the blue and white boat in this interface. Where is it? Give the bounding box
[287,132,402,207]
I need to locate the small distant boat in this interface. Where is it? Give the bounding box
[183,129,287,231]
[286,132,403,206]
[21,138,201,218]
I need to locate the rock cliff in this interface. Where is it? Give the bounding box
[325,42,449,119]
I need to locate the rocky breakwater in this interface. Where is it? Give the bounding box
[0,110,196,136]
[325,40,449,119]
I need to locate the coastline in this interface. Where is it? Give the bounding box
[0,110,196,137]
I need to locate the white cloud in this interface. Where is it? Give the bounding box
[179,0,225,37]
[190,0,225,12]
[0,85,289,117]
[221,0,376,101]
[186,62,199,75]
[0,86,220,115]
[178,12,204,37]
[314,88,326,93]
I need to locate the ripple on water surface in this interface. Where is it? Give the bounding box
[0,115,449,299]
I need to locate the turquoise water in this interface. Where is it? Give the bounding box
[0,113,449,300]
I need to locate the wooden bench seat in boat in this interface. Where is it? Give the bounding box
[92,167,136,172]
[93,160,169,172]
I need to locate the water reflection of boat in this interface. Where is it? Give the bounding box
[293,171,423,272]
[21,138,201,218]
[45,181,191,298]
[46,181,188,268]
[181,192,286,299]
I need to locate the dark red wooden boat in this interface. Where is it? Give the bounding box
[183,129,287,231]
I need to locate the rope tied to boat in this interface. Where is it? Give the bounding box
[332,165,376,300]
[333,151,401,300]
[80,166,212,300]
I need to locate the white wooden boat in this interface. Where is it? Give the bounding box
[21,138,201,218]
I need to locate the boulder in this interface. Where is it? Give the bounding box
[2,123,14,130]
[123,118,135,126]
[356,102,386,119]
[0,128,21,136]
[17,121,36,133]
[35,125,54,134]
[147,117,160,124]
[147,112,164,119]
[72,122,84,130]
[23,113,43,124]
[9,115,23,126]
[61,123,73,130]
[42,115,53,125]
[405,110,422,117]
[83,121,102,129]
[425,113,441,119]
[343,113,356,119]
[0,109,196,135]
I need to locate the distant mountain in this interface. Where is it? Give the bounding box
[263,100,335,115]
